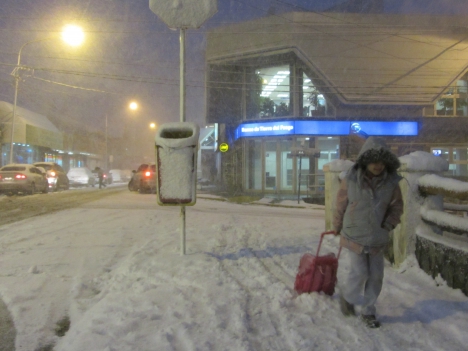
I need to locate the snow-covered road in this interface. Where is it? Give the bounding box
[0,191,466,350]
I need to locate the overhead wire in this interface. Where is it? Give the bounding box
[0,1,465,99]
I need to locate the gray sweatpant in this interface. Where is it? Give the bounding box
[340,249,385,315]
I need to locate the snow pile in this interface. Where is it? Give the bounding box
[418,174,468,194]
[420,203,468,234]
[399,151,449,172]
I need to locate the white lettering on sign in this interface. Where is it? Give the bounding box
[242,124,293,133]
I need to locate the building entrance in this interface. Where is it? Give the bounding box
[244,137,339,194]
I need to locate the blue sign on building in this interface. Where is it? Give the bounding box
[235,120,419,140]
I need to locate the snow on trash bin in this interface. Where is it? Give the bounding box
[155,122,200,206]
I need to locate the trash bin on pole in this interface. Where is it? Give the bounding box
[155,122,200,206]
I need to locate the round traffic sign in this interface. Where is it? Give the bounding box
[219,143,229,152]
[149,0,217,29]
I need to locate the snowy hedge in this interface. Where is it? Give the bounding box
[418,174,468,200]
[413,166,468,297]
[415,226,468,296]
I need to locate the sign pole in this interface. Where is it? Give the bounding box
[180,27,187,255]
[149,0,217,257]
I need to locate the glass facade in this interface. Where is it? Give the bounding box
[245,139,262,190]
[255,65,291,118]
[432,75,468,117]
[280,140,293,190]
[1,143,48,166]
[303,73,327,117]
[431,146,468,176]
[243,137,339,193]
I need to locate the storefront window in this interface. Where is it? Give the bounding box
[436,98,454,116]
[318,137,340,171]
[431,147,468,176]
[255,65,290,118]
[456,98,468,116]
[303,73,327,117]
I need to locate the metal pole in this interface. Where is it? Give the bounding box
[105,113,108,170]
[180,27,186,256]
[9,76,19,164]
[180,28,186,123]
[9,44,26,165]
[8,37,53,164]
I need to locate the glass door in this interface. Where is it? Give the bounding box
[280,140,293,190]
[245,139,262,190]
[265,141,277,190]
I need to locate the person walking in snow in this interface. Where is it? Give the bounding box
[95,167,106,189]
[333,137,404,328]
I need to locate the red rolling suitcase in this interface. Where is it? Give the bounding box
[294,231,341,296]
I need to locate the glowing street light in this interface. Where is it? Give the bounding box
[129,101,139,111]
[9,25,85,164]
[61,24,85,46]
[149,122,156,129]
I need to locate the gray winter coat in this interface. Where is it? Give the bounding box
[333,137,404,248]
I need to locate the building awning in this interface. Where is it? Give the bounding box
[206,12,468,105]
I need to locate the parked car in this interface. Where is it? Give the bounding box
[33,162,69,191]
[109,169,132,183]
[128,163,156,194]
[67,167,96,187]
[0,163,48,195]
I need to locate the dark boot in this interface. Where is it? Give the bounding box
[339,295,355,316]
[361,314,381,328]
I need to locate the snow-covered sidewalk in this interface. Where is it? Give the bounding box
[0,192,466,350]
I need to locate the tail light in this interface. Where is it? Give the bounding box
[103,174,107,178]
[144,171,151,177]
[15,174,26,179]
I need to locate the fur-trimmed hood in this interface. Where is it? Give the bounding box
[354,137,400,174]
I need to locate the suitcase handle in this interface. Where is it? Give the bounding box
[316,231,341,259]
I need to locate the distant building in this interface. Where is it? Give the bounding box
[0,101,99,170]
[205,11,468,195]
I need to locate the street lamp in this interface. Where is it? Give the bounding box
[8,25,85,164]
[149,122,156,129]
[129,101,139,111]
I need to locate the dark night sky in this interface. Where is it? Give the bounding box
[0,0,467,154]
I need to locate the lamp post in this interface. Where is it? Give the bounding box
[127,101,139,160]
[105,113,108,171]
[8,25,84,164]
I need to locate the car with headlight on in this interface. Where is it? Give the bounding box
[0,163,49,195]
[128,163,156,193]
[33,162,69,191]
